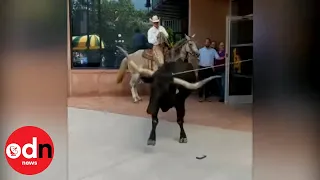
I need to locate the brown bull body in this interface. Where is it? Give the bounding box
[116,45,220,146]
[142,60,196,115]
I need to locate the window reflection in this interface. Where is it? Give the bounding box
[70,0,149,69]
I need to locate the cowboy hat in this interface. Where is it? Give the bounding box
[149,15,160,23]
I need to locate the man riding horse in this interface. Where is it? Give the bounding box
[144,15,169,67]
[116,15,199,103]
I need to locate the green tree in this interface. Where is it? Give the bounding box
[166,28,175,47]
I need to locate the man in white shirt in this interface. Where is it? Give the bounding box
[147,15,169,65]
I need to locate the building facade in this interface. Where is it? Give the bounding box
[68,0,253,104]
[150,0,229,44]
[150,0,253,104]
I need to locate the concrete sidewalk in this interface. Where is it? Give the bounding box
[68,107,252,180]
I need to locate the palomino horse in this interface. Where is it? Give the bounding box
[116,34,199,103]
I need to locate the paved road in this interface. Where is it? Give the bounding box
[68,107,252,180]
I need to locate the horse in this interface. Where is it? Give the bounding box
[116,33,199,103]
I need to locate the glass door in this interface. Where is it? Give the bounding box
[225,14,253,104]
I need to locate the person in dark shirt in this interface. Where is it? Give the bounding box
[215,42,226,102]
[132,27,151,52]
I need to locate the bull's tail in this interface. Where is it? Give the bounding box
[116,46,130,83]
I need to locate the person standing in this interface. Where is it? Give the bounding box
[198,38,224,102]
[132,27,151,52]
[147,15,169,64]
[211,40,218,51]
[214,42,226,102]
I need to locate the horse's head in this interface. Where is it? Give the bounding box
[184,34,199,57]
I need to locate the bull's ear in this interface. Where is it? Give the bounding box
[191,34,196,38]
[185,34,190,40]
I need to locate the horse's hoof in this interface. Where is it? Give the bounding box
[179,138,188,143]
[147,139,156,146]
[133,99,139,103]
[138,98,143,101]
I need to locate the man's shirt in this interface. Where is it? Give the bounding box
[198,47,220,67]
[147,26,168,45]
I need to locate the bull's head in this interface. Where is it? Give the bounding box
[116,46,220,90]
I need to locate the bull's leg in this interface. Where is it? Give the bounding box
[175,101,187,143]
[129,74,140,103]
[147,112,159,146]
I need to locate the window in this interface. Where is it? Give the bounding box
[70,0,149,69]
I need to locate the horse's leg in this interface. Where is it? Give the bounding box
[175,98,187,143]
[134,76,142,101]
[147,108,159,146]
[129,73,139,103]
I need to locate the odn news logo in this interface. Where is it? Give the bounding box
[4,126,54,175]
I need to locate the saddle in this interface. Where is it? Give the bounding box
[142,49,154,60]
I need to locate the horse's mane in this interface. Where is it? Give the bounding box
[157,33,189,61]
[165,38,187,61]
[158,32,169,45]
[172,38,187,53]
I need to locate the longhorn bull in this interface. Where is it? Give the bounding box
[116,46,221,146]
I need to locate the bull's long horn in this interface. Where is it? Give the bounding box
[116,46,154,76]
[173,75,222,90]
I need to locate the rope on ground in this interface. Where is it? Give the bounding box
[172,59,253,76]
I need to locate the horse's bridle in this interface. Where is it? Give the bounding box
[158,36,198,62]
[183,40,199,61]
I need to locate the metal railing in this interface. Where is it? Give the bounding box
[162,19,181,32]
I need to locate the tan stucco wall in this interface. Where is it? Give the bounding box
[189,0,229,45]
[69,70,150,96]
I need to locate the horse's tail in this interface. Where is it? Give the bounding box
[116,46,129,83]
[116,57,128,83]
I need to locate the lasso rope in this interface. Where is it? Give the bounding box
[172,59,253,76]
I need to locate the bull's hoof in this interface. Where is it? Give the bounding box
[179,137,188,143]
[147,139,156,146]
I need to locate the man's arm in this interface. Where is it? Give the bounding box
[159,26,169,38]
[147,28,157,44]
[214,49,223,60]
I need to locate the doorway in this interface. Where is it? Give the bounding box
[225,14,253,104]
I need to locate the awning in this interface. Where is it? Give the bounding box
[72,34,105,50]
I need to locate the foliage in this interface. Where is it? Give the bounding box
[166,27,175,48]
[71,0,150,51]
